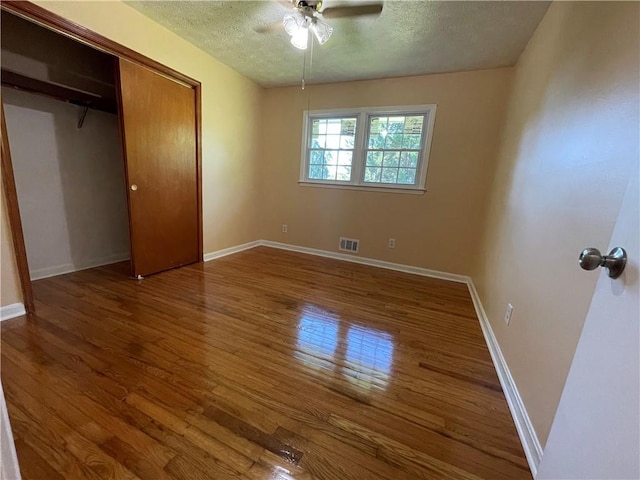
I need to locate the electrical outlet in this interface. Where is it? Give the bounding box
[388,238,396,248]
[282,224,288,233]
[504,303,514,325]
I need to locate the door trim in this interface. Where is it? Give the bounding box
[0,101,35,313]
[0,1,204,295]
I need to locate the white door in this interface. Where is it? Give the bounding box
[537,176,639,479]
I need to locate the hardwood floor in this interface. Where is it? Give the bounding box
[1,247,531,479]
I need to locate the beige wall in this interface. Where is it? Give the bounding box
[473,1,639,446]
[0,190,21,307]
[258,69,512,275]
[1,0,263,306]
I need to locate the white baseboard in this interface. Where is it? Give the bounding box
[0,383,21,480]
[203,239,540,477]
[0,303,26,322]
[205,240,469,284]
[467,280,542,476]
[260,240,470,283]
[30,253,130,281]
[203,241,262,262]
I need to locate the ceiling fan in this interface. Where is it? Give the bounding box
[256,0,384,50]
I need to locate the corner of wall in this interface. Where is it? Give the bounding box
[252,85,269,242]
[468,66,517,282]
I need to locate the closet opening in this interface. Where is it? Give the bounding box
[1,11,130,282]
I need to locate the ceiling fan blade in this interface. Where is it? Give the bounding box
[320,3,383,19]
[254,0,292,34]
[254,21,284,34]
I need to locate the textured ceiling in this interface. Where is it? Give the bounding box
[126,1,550,88]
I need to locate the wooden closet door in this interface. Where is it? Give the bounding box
[117,59,199,277]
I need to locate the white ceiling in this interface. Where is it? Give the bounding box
[126,1,550,88]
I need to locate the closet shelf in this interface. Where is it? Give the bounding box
[1,68,117,114]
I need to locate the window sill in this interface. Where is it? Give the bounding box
[298,181,426,195]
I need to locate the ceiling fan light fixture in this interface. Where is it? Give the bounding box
[290,26,309,50]
[283,12,306,36]
[310,19,333,45]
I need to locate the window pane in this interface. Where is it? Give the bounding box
[397,168,416,185]
[402,135,421,149]
[309,165,324,179]
[369,116,389,148]
[400,151,418,167]
[405,116,424,134]
[324,165,337,180]
[364,167,382,183]
[381,168,398,183]
[310,150,324,165]
[326,135,340,149]
[366,151,383,166]
[341,118,356,135]
[327,119,341,134]
[318,119,328,134]
[385,134,403,149]
[370,117,382,134]
[369,134,385,149]
[383,151,400,167]
[312,119,325,135]
[338,151,353,165]
[388,117,405,133]
[336,166,351,181]
[340,135,355,149]
[311,135,325,148]
[325,151,339,166]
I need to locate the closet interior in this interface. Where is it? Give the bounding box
[1,9,201,295]
[2,12,130,281]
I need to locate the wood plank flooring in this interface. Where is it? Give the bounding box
[1,247,531,479]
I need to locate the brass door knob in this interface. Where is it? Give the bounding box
[130,184,138,191]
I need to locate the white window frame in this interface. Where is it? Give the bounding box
[299,104,437,194]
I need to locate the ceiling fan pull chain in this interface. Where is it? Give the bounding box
[309,31,314,75]
[301,43,307,90]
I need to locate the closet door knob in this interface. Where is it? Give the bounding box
[130,184,138,191]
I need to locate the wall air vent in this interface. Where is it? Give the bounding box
[338,237,360,253]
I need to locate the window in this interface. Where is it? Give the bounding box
[308,117,357,182]
[300,105,436,193]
